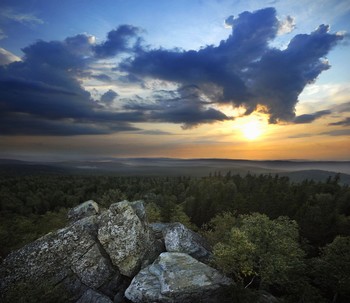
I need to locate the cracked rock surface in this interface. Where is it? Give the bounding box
[0,200,157,302]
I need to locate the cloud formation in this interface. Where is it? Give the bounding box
[277,15,295,35]
[101,89,119,104]
[0,7,345,136]
[329,117,350,126]
[94,25,141,58]
[0,33,141,135]
[0,8,44,26]
[124,86,232,128]
[121,7,343,123]
[293,110,331,124]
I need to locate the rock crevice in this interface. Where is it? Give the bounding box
[0,200,232,303]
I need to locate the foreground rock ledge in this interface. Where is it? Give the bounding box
[125,252,232,303]
[0,200,158,302]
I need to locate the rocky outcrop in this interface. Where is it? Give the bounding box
[0,215,118,302]
[97,200,157,277]
[151,222,212,262]
[0,200,159,303]
[68,200,99,222]
[0,200,231,303]
[125,252,232,303]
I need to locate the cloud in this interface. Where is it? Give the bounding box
[329,117,350,126]
[124,85,232,128]
[94,25,141,58]
[224,15,235,28]
[0,48,21,65]
[0,7,345,136]
[0,114,139,136]
[333,102,350,113]
[293,110,331,124]
[0,8,44,26]
[136,129,173,135]
[101,89,119,104]
[121,7,343,123]
[0,34,143,135]
[288,133,314,139]
[277,15,295,35]
[321,129,350,136]
[92,74,112,82]
[289,127,350,138]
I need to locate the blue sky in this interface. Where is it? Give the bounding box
[0,0,349,160]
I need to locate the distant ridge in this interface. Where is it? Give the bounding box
[0,158,349,184]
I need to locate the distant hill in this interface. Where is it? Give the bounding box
[0,158,349,184]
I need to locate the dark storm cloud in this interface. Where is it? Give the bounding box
[94,25,141,58]
[0,114,139,136]
[100,89,119,104]
[329,117,350,126]
[0,33,142,135]
[293,110,331,124]
[121,7,343,123]
[124,86,232,128]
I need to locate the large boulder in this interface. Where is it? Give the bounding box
[151,222,212,262]
[97,200,159,277]
[125,252,232,303]
[0,215,118,302]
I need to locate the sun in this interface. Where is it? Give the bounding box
[242,120,262,140]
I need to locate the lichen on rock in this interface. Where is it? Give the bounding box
[125,252,232,303]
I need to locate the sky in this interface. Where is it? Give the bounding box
[0,0,349,161]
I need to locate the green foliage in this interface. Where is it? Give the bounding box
[98,188,127,207]
[145,202,162,222]
[203,211,237,245]
[213,213,305,290]
[315,236,350,301]
[169,204,197,230]
[213,227,256,282]
[0,208,67,257]
[0,172,349,302]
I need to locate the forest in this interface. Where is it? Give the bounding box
[0,172,349,302]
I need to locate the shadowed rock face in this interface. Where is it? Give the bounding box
[125,252,232,303]
[76,289,113,303]
[0,215,118,302]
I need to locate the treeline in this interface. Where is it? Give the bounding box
[0,172,349,302]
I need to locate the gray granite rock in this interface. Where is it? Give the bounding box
[97,200,157,277]
[125,252,232,303]
[68,200,99,222]
[0,215,118,302]
[162,222,212,262]
[0,200,159,302]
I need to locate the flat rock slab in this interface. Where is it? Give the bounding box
[125,252,232,303]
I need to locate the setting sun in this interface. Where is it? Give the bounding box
[242,120,263,140]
